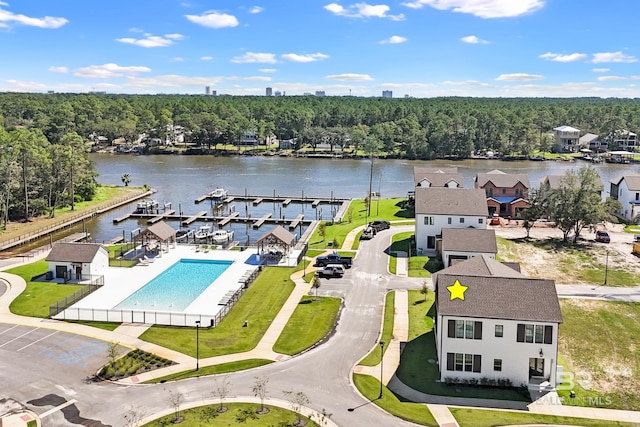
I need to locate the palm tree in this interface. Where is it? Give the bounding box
[121,173,131,186]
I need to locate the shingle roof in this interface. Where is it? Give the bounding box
[415,173,464,188]
[414,166,458,175]
[441,228,497,253]
[540,175,564,190]
[414,187,488,216]
[611,175,640,191]
[45,242,105,263]
[435,255,562,323]
[475,170,530,189]
[257,225,295,245]
[554,125,580,132]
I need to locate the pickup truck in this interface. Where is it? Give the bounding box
[317,264,345,278]
[315,253,353,268]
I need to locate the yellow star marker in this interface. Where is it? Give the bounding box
[447,279,468,301]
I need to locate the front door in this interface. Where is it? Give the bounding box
[427,235,436,249]
[529,357,544,378]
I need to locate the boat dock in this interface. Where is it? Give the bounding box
[181,211,208,226]
[252,213,272,229]
[193,192,349,207]
[218,211,239,227]
[147,210,175,225]
[288,214,304,230]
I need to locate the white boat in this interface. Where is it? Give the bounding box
[136,199,159,213]
[209,188,228,201]
[195,225,212,240]
[211,229,234,244]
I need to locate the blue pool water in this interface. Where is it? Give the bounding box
[115,259,232,311]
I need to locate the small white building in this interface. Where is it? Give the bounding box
[45,242,109,282]
[414,187,488,255]
[610,175,640,221]
[440,228,497,267]
[434,255,563,390]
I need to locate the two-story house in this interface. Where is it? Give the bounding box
[434,255,563,391]
[610,175,640,221]
[414,167,464,188]
[440,228,497,267]
[474,170,530,218]
[609,129,638,152]
[414,187,488,255]
[552,125,580,153]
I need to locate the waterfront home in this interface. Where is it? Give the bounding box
[413,166,464,188]
[474,169,530,218]
[45,242,108,282]
[609,129,638,152]
[610,175,640,222]
[414,187,488,255]
[552,125,580,153]
[440,228,497,267]
[434,255,562,391]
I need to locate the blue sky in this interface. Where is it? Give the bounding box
[1,0,639,97]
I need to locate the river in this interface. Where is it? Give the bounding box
[51,154,640,245]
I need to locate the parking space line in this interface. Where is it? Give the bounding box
[39,399,78,419]
[0,324,19,335]
[0,327,39,348]
[17,330,59,352]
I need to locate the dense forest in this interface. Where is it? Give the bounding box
[2,93,640,160]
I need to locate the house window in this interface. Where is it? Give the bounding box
[448,320,482,340]
[494,359,502,371]
[636,192,639,200]
[478,218,483,224]
[447,353,481,372]
[517,324,553,344]
[516,188,523,197]
[495,324,503,337]
[502,189,506,194]
[424,216,434,225]
[487,188,493,197]
[448,217,452,224]
[455,320,464,338]
[460,218,465,224]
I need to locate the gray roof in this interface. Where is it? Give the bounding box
[415,172,464,188]
[540,175,564,190]
[475,170,530,189]
[435,255,562,323]
[414,187,488,216]
[579,133,599,143]
[257,225,295,245]
[414,166,458,175]
[611,175,640,191]
[441,228,497,253]
[45,242,106,263]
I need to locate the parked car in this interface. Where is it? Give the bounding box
[595,230,610,243]
[489,214,500,225]
[360,226,376,240]
[315,253,353,268]
[317,264,345,278]
[369,220,390,231]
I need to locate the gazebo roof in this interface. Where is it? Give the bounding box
[134,221,176,242]
[257,225,295,246]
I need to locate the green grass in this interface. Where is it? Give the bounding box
[305,249,326,258]
[142,403,320,427]
[624,224,640,233]
[7,260,83,318]
[388,232,412,274]
[100,349,173,379]
[353,374,437,426]
[273,296,341,355]
[556,299,640,410]
[146,359,273,383]
[451,407,638,427]
[359,292,395,366]
[67,320,121,331]
[140,266,296,357]
[386,232,433,277]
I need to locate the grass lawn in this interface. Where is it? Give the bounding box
[353,374,437,426]
[359,292,395,366]
[142,402,319,427]
[273,295,341,355]
[387,232,434,277]
[146,359,273,383]
[7,260,83,318]
[451,407,637,427]
[140,266,296,358]
[624,224,640,233]
[67,320,121,331]
[388,232,412,274]
[556,299,640,410]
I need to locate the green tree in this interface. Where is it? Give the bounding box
[121,173,131,187]
[520,187,548,238]
[311,275,321,301]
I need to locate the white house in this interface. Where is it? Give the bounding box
[414,187,488,255]
[610,175,640,221]
[45,242,109,282]
[552,125,580,153]
[434,255,563,391]
[440,228,497,267]
[413,167,464,188]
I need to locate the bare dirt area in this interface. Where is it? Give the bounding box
[493,220,640,286]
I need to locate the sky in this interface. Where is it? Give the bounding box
[1,0,640,98]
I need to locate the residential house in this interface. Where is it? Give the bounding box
[413,167,464,188]
[440,228,497,267]
[45,242,109,282]
[474,170,530,218]
[579,133,606,153]
[610,175,640,221]
[539,175,564,193]
[434,255,563,390]
[414,187,488,255]
[552,125,580,153]
[609,130,638,152]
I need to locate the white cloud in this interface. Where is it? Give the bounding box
[380,35,407,44]
[598,75,627,82]
[171,57,184,62]
[324,2,405,20]
[401,0,543,19]
[442,79,491,87]
[495,73,543,81]
[326,73,374,81]
[48,66,68,73]
[281,53,329,62]
[74,63,152,79]
[186,11,239,28]
[592,68,610,73]
[0,4,68,28]
[116,33,184,48]
[539,52,587,62]
[461,35,488,44]
[259,68,277,73]
[125,74,224,88]
[249,6,264,13]
[201,56,213,61]
[592,51,637,64]
[227,75,272,82]
[231,52,277,63]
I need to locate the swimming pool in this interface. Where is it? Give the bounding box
[115,259,232,311]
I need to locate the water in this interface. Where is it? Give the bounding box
[114,258,232,311]
[71,155,640,243]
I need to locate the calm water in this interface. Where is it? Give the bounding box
[62,154,640,243]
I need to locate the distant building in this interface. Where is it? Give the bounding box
[315,91,326,97]
[211,90,217,96]
[274,90,282,97]
[205,86,211,95]
[382,90,393,98]
[552,125,580,153]
[266,87,273,96]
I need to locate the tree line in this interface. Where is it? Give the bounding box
[2,93,640,159]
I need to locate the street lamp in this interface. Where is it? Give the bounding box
[379,341,385,399]
[195,320,201,371]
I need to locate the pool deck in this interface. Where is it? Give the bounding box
[64,245,260,317]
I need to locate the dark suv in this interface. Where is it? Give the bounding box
[595,231,610,243]
[369,220,390,231]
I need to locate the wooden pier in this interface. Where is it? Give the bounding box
[288,214,304,230]
[282,199,292,206]
[218,211,239,227]
[252,198,263,206]
[252,213,272,229]
[182,211,208,226]
[193,192,349,206]
[147,209,175,224]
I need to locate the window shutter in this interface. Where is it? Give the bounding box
[544,325,553,344]
[473,355,481,373]
[517,324,525,342]
[448,320,455,338]
[447,353,454,371]
[474,321,482,340]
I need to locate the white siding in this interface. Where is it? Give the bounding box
[415,214,487,254]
